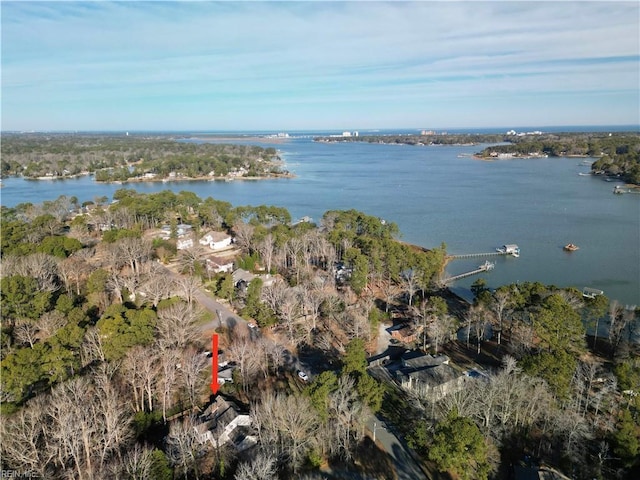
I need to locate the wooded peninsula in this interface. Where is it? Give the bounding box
[0,133,290,182]
[315,131,640,184]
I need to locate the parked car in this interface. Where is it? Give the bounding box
[297,370,309,382]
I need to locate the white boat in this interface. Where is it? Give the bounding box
[583,287,604,299]
[496,244,520,257]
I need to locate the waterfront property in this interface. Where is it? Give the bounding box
[394,351,466,401]
[583,287,605,299]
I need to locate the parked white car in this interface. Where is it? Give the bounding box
[297,370,309,382]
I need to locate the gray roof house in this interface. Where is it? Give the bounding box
[395,351,466,401]
[193,396,256,451]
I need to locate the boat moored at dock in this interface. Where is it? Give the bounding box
[496,244,520,257]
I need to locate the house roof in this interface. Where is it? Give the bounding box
[401,351,449,369]
[204,231,231,242]
[403,362,460,386]
[207,255,234,266]
[200,397,242,435]
[232,269,255,285]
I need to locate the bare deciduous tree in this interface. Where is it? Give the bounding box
[81,327,108,366]
[176,275,203,307]
[44,375,131,480]
[160,349,180,422]
[261,277,288,313]
[13,318,39,348]
[401,268,420,306]
[142,263,175,307]
[37,310,66,341]
[428,314,456,354]
[489,288,514,345]
[344,309,371,342]
[304,283,327,329]
[252,392,320,472]
[58,255,92,295]
[232,221,255,253]
[157,302,200,350]
[278,289,303,345]
[234,451,277,480]
[177,246,207,277]
[257,233,276,273]
[228,337,262,393]
[107,443,154,480]
[180,347,207,408]
[10,252,60,292]
[380,279,402,313]
[324,375,368,460]
[122,345,158,412]
[116,237,152,279]
[0,396,52,478]
[166,415,205,480]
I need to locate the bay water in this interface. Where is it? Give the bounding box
[1,135,638,305]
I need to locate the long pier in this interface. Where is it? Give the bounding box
[449,244,520,259]
[448,251,506,259]
[443,261,495,284]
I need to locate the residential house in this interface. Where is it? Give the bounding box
[193,396,256,451]
[159,223,193,240]
[232,269,276,293]
[395,351,466,401]
[232,268,256,288]
[176,224,192,237]
[177,238,194,250]
[389,324,418,345]
[205,256,234,274]
[200,231,233,251]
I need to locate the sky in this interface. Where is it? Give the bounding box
[1,1,639,132]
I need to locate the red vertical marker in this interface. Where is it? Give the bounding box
[210,333,219,395]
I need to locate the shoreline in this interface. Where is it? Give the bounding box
[12,172,295,183]
[96,172,296,184]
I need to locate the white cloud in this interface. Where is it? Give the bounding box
[2,1,638,130]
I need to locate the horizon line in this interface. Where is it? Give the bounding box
[2,124,639,135]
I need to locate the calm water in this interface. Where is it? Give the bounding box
[1,136,639,305]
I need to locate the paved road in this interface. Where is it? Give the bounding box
[366,416,428,480]
[157,263,249,334]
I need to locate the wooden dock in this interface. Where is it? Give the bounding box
[449,244,520,259]
[443,261,495,284]
[448,251,505,259]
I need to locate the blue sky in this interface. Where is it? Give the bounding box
[2,1,639,131]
